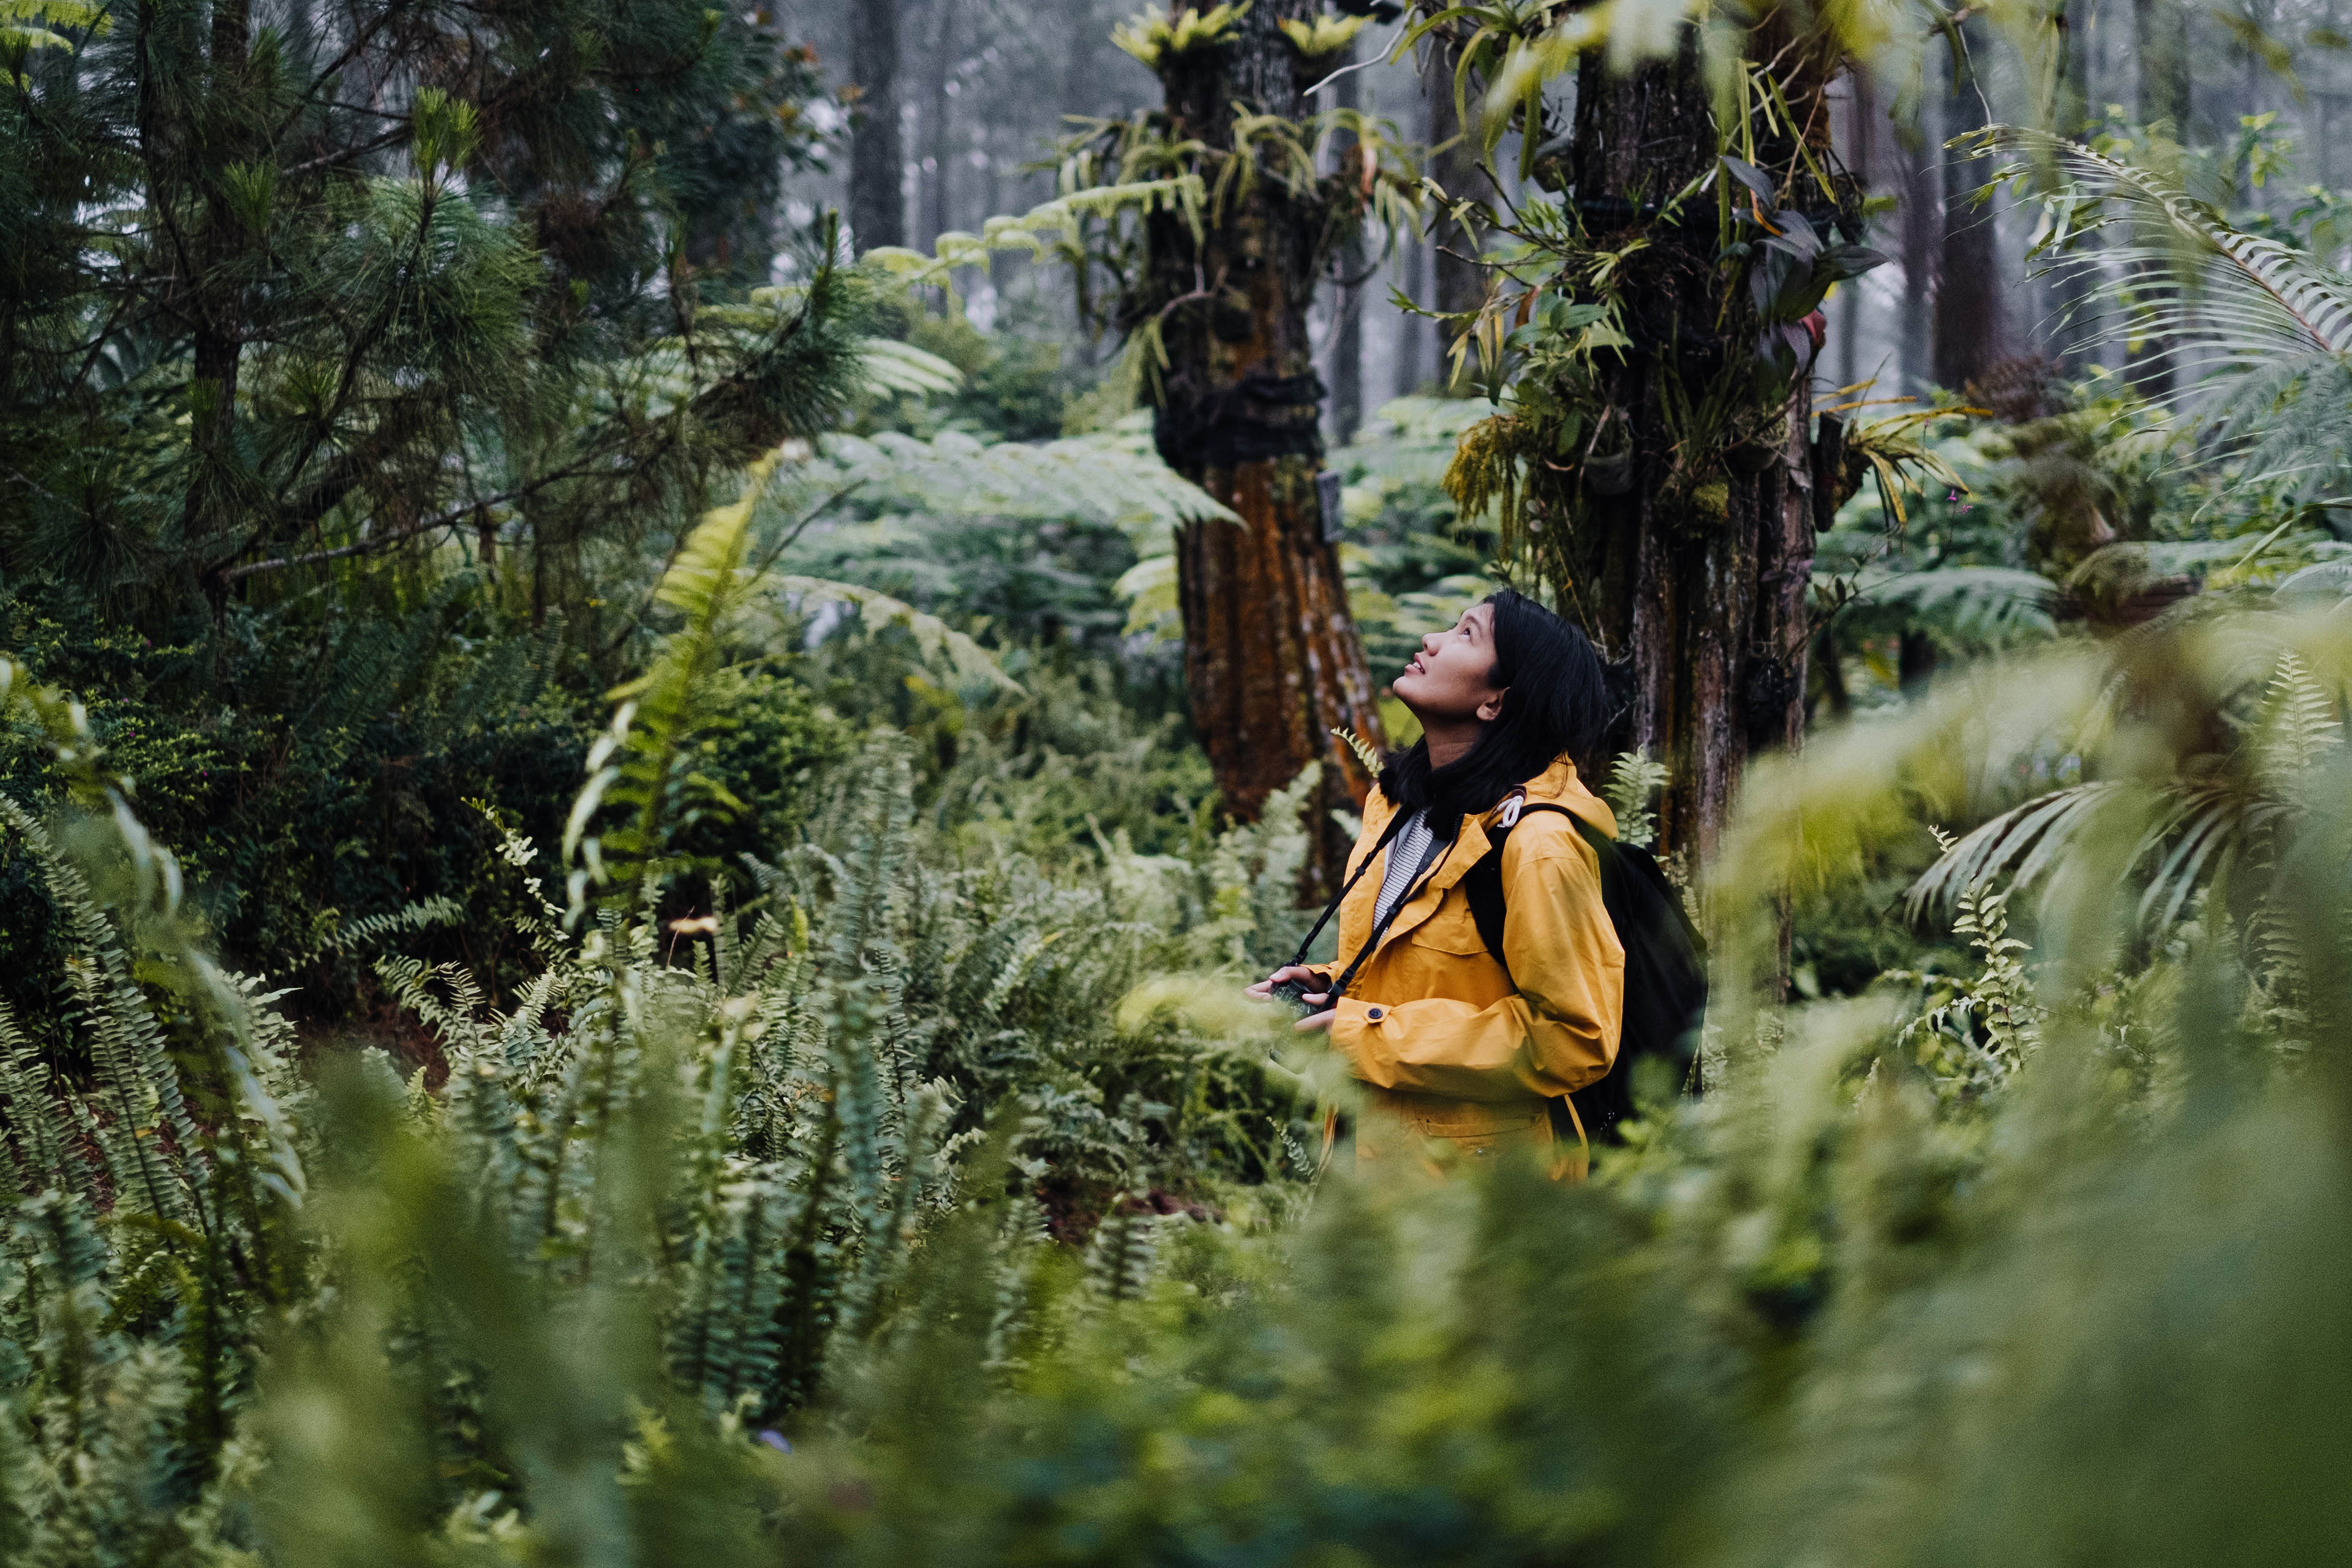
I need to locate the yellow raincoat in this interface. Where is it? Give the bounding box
[1311,753,1624,1175]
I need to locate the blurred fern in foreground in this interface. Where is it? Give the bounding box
[2,470,2352,1563]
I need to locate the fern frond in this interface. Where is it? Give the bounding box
[1331,726,1382,778]
[771,576,1024,695]
[0,0,107,47]
[851,177,1209,289]
[1905,782,2132,921]
[1604,752,1670,848]
[324,896,464,954]
[568,454,780,921]
[2258,652,2342,775]
[0,998,80,1201]
[1996,127,2352,394]
[802,426,1235,539]
[1083,1185,1160,1305]
[0,797,202,1227]
[1854,565,2062,643]
[853,338,963,398]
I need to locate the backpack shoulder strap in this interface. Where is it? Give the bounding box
[1461,801,1584,981]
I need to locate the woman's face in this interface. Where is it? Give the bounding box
[1393,603,1507,725]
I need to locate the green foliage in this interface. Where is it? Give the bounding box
[0,0,861,631]
[0,483,1317,1559]
[1603,752,1668,849]
[1111,3,1254,69]
[1,518,2351,1564]
[0,587,592,1022]
[11,49,2352,1566]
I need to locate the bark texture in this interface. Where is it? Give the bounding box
[1148,3,1385,881]
[922,0,956,251]
[849,0,904,251]
[1932,18,2007,392]
[1896,109,1939,396]
[1423,38,1493,323]
[1569,45,1842,865]
[2129,0,2192,394]
[1329,48,1366,446]
[1836,71,1877,391]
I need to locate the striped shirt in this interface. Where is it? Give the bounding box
[1371,809,1439,929]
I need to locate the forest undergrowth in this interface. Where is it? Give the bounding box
[17,0,2352,1554]
[2,448,2351,1566]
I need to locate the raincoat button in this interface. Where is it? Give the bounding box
[1366,1005,1386,1022]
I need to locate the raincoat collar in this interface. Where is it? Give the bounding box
[1354,753,1615,959]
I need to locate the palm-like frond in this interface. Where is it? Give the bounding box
[1907,628,2349,938]
[804,426,1236,547]
[1852,565,2062,643]
[854,339,965,399]
[858,178,1209,291]
[1907,782,2131,921]
[1999,127,2352,399]
[568,453,777,916]
[766,577,1025,694]
[0,0,105,48]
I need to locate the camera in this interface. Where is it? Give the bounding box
[1269,975,1325,1016]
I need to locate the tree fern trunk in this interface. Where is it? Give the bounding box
[1572,40,1835,865]
[1147,2,1385,883]
[1898,112,1939,396]
[922,0,956,252]
[1330,48,1365,447]
[1422,35,1491,323]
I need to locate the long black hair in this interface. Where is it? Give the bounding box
[1376,589,1609,839]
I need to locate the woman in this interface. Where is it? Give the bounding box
[1248,590,1624,1175]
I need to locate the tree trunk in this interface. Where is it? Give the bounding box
[1330,47,1366,447]
[1570,41,1839,865]
[1837,69,1877,392]
[2130,0,2191,394]
[186,0,257,575]
[923,0,956,251]
[2046,0,2101,369]
[849,0,904,251]
[1896,102,1938,396]
[2136,0,2193,134]
[1933,17,2005,392]
[1422,37,1491,342]
[1394,207,1429,395]
[1148,3,1386,881]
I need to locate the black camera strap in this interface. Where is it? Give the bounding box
[1284,809,1444,1005]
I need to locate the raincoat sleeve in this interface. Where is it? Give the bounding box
[1327,831,1623,1102]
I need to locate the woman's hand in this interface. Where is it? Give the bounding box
[1245,964,1325,1002]
[1246,966,1338,1035]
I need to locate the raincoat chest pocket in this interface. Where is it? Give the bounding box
[1405,897,1487,956]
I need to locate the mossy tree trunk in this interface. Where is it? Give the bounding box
[1568,43,1847,867]
[1144,4,1385,882]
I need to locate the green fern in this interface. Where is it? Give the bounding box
[568,456,777,923]
[0,0,106,49]
[1604,752,1670,849]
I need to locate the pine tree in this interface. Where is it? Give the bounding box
[0,0,852,631]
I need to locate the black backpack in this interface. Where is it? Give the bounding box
[1461,804,1707,1145]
